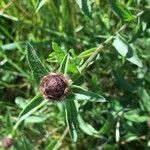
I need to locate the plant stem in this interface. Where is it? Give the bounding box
[80,10,144,72]
[79,26,125,72]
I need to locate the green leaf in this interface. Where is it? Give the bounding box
[25,115,47,124]
[15,97,27,109]
[123,133,138,142]
[26,42,48,84]
[139,89,150,112]
[99,114,114,135]
[129,22,142,43]
[52,42,79,74]
[112,36,143,67]
[71,85,106,102]
[1,42,25,51]
[36,0,47,12]
[78,115,100,137]
[78,47,96,59]
[6,111,13,131]
[45,140,58,150]
[148,140,150,147]
[59,54,70,75]
[52,42,66,63]
[108,0,135,21]
[14,94,47,130]
[18,94,43,118]
[65,99,78,142]
[141,9,150,31]
[68,59,80,74]
[124,109,149,123]
[75,0,91,18]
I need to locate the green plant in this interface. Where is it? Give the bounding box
[11,42,106,143]
[0,0,150,149]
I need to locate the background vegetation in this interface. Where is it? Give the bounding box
[0,0,150,149]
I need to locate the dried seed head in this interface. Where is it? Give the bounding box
[2,137,13,149]
[40,73,69,100]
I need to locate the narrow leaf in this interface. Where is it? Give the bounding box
[99,114,114,135]
[45,140,58,150]
[78,47,96,59]
[129,22,142,43]
[78,115,100,137]
[75,0,92,18]
[52,42,66,63]
[59,54,70,75]
[26,43,48,84]
[112,36,143,67]
[65,100,78,142]
[18,94,43,118]
[52,42,79,74]
[72,85,106,102]
[6,111,13,130]
[36,0,47,12]
[14,94,47,130]
[108,0,135,21]
[139,89,150,112]
[124,109,149,123]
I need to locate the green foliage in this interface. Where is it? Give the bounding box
[112,36,143,67]
[65,100,78,142]
[26,43,48,84]
[0,0,150,149]
[108,0,135,21]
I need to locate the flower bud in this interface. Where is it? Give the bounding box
[40,73,69,100]
[2,137,13,149]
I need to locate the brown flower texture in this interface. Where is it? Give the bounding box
[2,137,13,149]
[40,73,69,100]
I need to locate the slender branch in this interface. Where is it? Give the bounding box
[80,10,144,72]
[79,27,125,72]
[0,0,16,13]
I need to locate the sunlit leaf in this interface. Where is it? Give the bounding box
[36,0,47,12]
[25,115,47,124]
[72,85,106,102]
[45,140,58,150]
[124,109,149,122]
[52,42,66,63]
[78,47,96,59]
[52,42,79,74]
[108,0,135,21]
[75,0,91,18]
[112,36,143,67]
[148,140,150,147]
